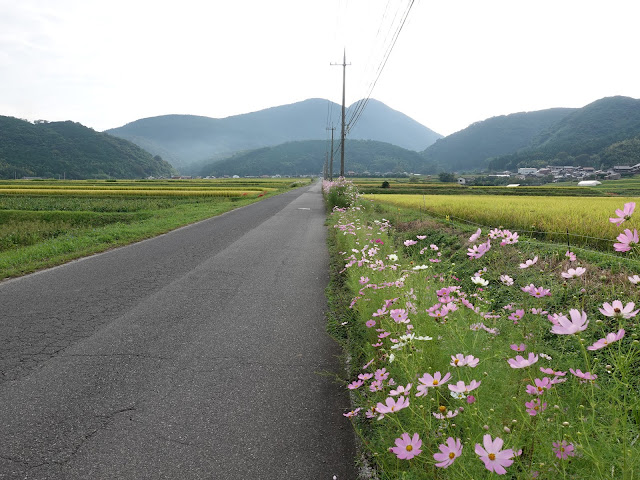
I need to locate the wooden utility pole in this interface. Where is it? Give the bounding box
[326,126,335,181]
[332,50,350,178]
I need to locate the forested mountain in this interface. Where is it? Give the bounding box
[0,116,176,179]
[106,98,442,170]
[198,139,436,177]
[420,108,575,172]
[488,96,640,171]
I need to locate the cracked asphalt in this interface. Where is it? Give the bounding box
[0,182,357,479]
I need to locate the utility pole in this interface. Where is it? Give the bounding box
[331,49,350,178]
[326,126,335,181]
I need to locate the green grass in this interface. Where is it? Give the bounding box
[0,179,306,280]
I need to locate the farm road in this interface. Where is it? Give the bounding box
[0,182,357,479]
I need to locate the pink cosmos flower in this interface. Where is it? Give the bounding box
[508,309,525,324]
[500,231,519,245]
[550,309,589,335]
[375,368,389,381]
[614,228,639,252]
[507,352,539,369]
[416,235,427,240]
[433,437,463,468]
[430,244,439,250]
[522,284,551,298]
[510,343,526,352]
[561,267,586,279]
[587,329,625,350]
[372,307,387,317]
[519,256,538,269]
[599,300,639,319]
[475,434,515,475]
[448,380,481,394]
[525,398,547,416]
[469,228,482,243]
[552,440,576,459]
[450,354,479,368]
[404,239,417,246]
[390,309,410,324]
[628,274,640,284]
[570,368,597,381]
[389,433,422,460]
[365,319,376,328]
[347,379,364,390]
[467,240,491,259]
[433,409,458,420]
[359,276,370,285]
[500,275,514,286]
[358,373,373,381]
[343,408,361,418]
[566,250,577,261]
[415,371,452,396]
[390,383,412,396]
[376,396,410,418]
[526,377,552,395]
[369,380,383,392]
[609,201,635,226]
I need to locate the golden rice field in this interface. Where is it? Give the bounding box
[366,193,639,247]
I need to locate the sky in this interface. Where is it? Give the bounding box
[2,0,640,137]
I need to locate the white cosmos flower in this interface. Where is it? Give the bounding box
[471,275,489,287]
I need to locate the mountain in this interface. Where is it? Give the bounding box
[421,108,575,172]
[198,139,437,177]
[0,116,176,179]
[488,96,640,171]
[105,98,442,171]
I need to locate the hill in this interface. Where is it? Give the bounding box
[198,139,437,177]
[105,98,442,171]
[421,108,575,172]
[0,116,176,179]
[488,96,640,171]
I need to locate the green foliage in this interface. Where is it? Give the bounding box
[0,116,177,179]
[199,140,438,177]
[422,108,574,172]
[438,172,457,183]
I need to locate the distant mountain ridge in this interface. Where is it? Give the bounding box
[198,139,437,178]
[0,116,176,179]
[488,96,640,171]
[421,108,576,172]
[105,98,443,170]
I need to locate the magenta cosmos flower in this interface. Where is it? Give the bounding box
[587,329,625,350]
[552,440,576,459]
[550,309,589,335]
[433,437,463,468]
[448,380,481,394]
[467,240,491,259]
[475,434,515,475]
[614,228,639,252]
[507,352,539,369]
[609,201,635,226]
[599,300,639,319]
[389,433,422,460]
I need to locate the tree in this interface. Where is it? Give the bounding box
[438,172,456,183]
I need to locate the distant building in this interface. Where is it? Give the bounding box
[517,168,538,175]
[457,177,466,185]
[578,180,602,186]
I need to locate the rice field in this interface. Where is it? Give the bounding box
[366,193,639,249]
[0,178,307,278]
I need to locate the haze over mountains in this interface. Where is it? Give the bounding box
[2,96,640,179]
[105,98,443,170]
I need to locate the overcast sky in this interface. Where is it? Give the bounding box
[2,0,640,137]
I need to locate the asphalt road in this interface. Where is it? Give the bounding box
[0,182,357,479]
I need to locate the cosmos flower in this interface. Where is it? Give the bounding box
[519,256,538,269]
[475,434,515,475]
[389,433,422,460]
[613,228,639,252]
[565,250,577,261]
[525,398,547,416]
[376,396,410,418]
[404,239,417,246]
[469,228,482,243]
[550,309,589,335]
[507,352,538,369]
[587,329,625,350]
[433,437,463,468]
[471,275,489,287]
[570,368,597,381]
[500,275,514,286]
[448,380,481,394]
[343,408,361,418]
[416,371,452,396]
[552,440,576,459]
[450,354,479,368]
[561,267,586,279]
[525,377,552,395]
[599,301,639,319]
[609,202,635,226]
[510,343,526,352]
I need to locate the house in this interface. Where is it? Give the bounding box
[517,168,538,175]
[457,178,466,185]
